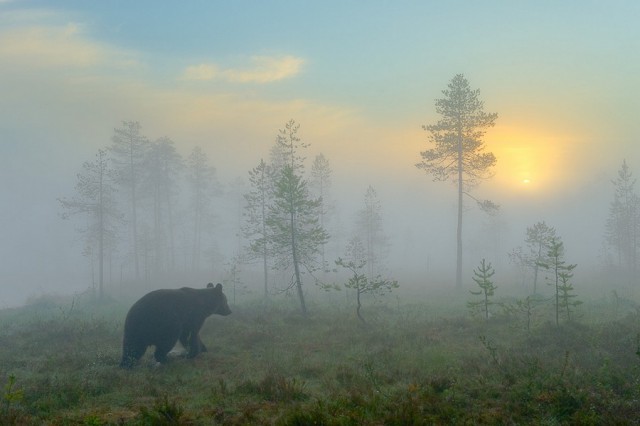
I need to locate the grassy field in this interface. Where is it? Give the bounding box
[1,289,640,425]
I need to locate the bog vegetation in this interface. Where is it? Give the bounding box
[18,74,640,424]
[1,287,640,425]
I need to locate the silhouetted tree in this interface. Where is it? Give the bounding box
[59,149,121,299]
[187,146,219,272]
[416,74,497,289]
[537,238,578,326]
[467,258,497,320]
[310,153,333,268]
[141,137,183,274]
[605,160,640,284]
[270,119,309,174]
[267,165,329,317]
[509,222,558,293]
[526,221,557,293]
[243,159,276,297]
[110,121,149,280]
[355,185,389,277]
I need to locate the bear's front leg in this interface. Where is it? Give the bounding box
[186,331,203,358]
[154,325,181,364]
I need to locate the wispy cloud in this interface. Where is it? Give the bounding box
[182,55,304,83]
[0,22,140,71]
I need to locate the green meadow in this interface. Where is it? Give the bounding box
[1,289,639,425]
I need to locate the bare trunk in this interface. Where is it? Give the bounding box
[98,164,104,300]
[484,290,489,320]
[130,143,140,280]
[555,263,560,326]
[356,288,365,323]
[291,208,307,316]
[456,128,463,290]
[262,191,269,297]
[167,191,176,271]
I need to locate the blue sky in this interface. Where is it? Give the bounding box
[1,0,640,304]
[0,0,640,188]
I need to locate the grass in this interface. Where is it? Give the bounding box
[1,290,639,424]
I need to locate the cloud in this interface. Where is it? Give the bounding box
[0,22,140,71]
[182,55,304,83]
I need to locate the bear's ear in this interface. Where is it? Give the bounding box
[207,282,214,288]
[215,283,223,290]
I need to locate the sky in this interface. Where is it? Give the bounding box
[1,1,640,306]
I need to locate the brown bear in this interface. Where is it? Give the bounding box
[120,283,231,368]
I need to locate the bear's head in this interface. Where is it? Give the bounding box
[206,282,232,316]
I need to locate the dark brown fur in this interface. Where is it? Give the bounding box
[120,283,231,368]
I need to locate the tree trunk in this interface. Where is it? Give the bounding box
[130,145,140,280]
[356,288,365,323]
[484,291,489,320]
[533,244,542,293]
[290,210,307,316]
[98,164,105,301]
[456,128,464,290]
[555,263,560,326]
[262,194,269,297]
[262,241,269,298]
[167,191,176,271]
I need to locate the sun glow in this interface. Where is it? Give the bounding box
[487,124,569,194]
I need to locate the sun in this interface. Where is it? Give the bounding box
[522,178,531,185]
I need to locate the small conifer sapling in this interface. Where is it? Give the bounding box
[468,258,497,320]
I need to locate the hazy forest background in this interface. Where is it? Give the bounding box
[48,75,640,314]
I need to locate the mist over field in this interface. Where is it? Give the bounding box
[4,2,640,424]
[1,2,639,308]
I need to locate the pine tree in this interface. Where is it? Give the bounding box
[110,121,149,280]
[310,153,333,268]
[526,221,557,293]
[558,269,582,322]
[416,74,498,289]
[467,258,497,320]
[537,238,578,326]
[355,185,389,277]
[187,146,219,272]
[270,119,309,174]
[243,159,276,297]
[59,149,121,299]
[267,165,329,316]
[141,137,183,274]
[605,160,640,284]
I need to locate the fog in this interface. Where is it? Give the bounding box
[1,2,639,308]
[0,132,624,308]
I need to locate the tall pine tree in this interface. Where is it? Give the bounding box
[416,74,497,289]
